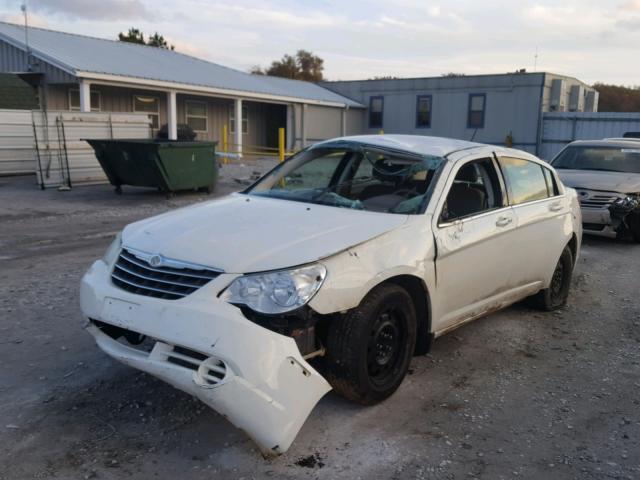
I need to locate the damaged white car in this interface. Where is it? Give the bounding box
[81,135,582,455]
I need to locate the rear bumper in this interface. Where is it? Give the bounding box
[80,259,331,455]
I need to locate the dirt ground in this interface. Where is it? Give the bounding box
[1,166,639,480]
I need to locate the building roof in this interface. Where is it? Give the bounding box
[0,73,38,109]
[322,71,589,87]
[0,22,362,108]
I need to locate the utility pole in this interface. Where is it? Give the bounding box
[21,2,31,71]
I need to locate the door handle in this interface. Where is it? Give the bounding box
[495,216,513,227]
[549,202,563,212]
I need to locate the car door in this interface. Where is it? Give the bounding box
[496,155,571,287]
[431,156,517,333]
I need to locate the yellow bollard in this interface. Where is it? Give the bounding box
[378,129,384,135]
[278,127,285,163]
[222,124,229,164]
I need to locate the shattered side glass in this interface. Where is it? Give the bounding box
[247,144,444,214]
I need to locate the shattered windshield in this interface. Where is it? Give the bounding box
[552,146,640,174]
[246,145,444,214]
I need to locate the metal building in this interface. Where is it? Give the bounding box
[322,72,598,154]
[0,21,363,153]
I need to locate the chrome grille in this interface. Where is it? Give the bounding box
[111,249,220,300]
[576,190,624,209]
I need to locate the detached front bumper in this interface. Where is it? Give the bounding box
[80,260,331,455]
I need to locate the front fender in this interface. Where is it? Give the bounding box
[310,216,436,314]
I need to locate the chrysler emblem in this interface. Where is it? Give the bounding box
[149,255,162,267]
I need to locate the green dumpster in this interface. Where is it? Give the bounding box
[85,139,218,195]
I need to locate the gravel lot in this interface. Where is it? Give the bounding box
[1,166,639,480]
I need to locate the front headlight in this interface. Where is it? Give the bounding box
[102,232,122,266]
[220,264,326,314]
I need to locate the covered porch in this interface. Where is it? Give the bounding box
[45,79,296,156]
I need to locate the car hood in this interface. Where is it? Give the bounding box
[556,169,640,193]
[122,194,409,273]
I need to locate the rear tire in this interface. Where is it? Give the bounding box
[528,245,574,311]
[324,284,417,405]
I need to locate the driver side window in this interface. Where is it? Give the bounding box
[441,158,503,222]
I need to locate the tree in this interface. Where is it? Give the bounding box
[118,28,145,45]
[295,50,324,82]
[117,28,175,50]
[147,32,175,50]
[593,83,640,112]
[251,50,324,81]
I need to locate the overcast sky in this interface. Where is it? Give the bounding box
[1,0,639,85]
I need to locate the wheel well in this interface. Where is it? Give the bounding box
[383,275,433,355]
[567,234,578,266]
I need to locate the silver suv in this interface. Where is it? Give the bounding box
[551,139,640,242]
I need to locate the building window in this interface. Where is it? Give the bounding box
[68,88,101,111]
[185,100,207,132]
[467,93,486,129]
[229,104,248,134]
[369,96,383,129]
[133,95,160,129]
[416,95,432,128]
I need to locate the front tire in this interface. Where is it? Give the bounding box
[324,283,417,405]
[528,245,574,311]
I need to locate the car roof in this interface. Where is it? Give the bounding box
[314,135,543,165]
[564,139,640,148]
[314,135,496,158]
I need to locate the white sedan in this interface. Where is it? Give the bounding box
[80,135,582,455]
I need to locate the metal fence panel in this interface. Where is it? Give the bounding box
[540,112,640,161]
[0,109,152,185]
[31,111,151,188]
[0,109,35,175]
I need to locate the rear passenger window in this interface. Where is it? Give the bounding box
[499,157,549,205]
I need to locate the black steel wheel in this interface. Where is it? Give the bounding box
[528,245,574,311]
[367,308,406,387]
[324,283,417,405]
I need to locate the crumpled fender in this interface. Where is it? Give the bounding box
[609,196,640,238]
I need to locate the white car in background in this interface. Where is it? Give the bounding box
[81,135,582,455]
[551,138,640,241]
